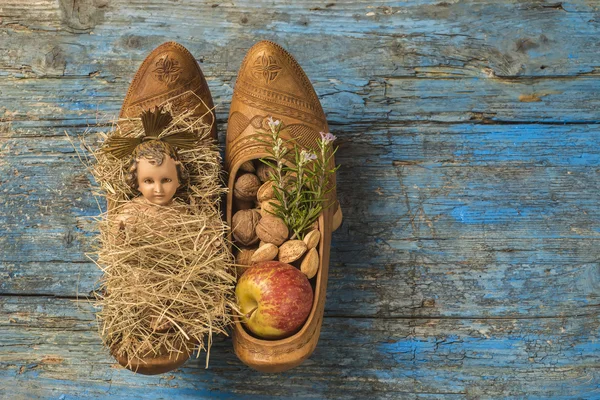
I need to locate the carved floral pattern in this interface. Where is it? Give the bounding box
[153,55,181,85]
[251,53,282,84]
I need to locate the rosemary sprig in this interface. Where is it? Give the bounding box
[257,117,339,240]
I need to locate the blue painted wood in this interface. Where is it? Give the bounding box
[1,0,599,398]
[7,74,600,128]
[1,298,599,399]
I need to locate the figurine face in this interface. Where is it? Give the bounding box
[136,156,180,206]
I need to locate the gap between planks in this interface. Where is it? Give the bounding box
[1,293,597,321]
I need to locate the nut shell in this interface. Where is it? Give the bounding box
[234,173,261,201]
[239,160,256,173]
[260,199,281,218]
[251,243,279,262]
[257,181,275,202]
[232,209,261,246]
[279,240,308,264]
[333,204,343,231]
[255,216,288,246]
[300,248,319,279]
[283,171,298,188]
[256,163,276,182]
[303,229,321,250]
[235,248,256,266]
[235,248,256,277]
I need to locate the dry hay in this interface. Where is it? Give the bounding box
[74,92,239,370]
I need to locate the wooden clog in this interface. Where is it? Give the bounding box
[108,41,216,375]
[226,40,340,373]
[111,340,191,375]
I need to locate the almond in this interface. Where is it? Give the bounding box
[251,243,279,262]
[303,229,320,249]
[333,204,343,231]
[278,240,307,264]
[300,248,319,279]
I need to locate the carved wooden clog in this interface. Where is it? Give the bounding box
[226,40,340,373]
[108,41,216,375]
[111,340,191,376]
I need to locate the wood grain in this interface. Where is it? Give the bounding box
[1,0,599,397]
[1,297,598,399]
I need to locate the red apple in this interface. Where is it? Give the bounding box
[236,261,313,339]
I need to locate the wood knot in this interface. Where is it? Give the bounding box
[59,0,108,32]
[422,298,436,308]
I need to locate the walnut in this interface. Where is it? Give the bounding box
[255,216,289,246]
[239,160,256,173]
[257,181,275,202]
[232,209,261,246]
[256,163,276,182]
[260,199,281,217]
[235,248,257,277]
[235,248,256,266]
[282,171,298,188]
[279,240,308,264]
[234,173,261,201]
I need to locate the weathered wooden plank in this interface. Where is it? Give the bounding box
[2,239,600,319]
[3,1,600,129]
[1,0,599,79]
[9,121,600,165]
[4,125,600,227]
[2,124,600,318]
[6,74,600,130]
[1,297,598,399]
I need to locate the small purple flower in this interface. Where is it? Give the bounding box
[267,116,281,132]
[300,150,317,164]
[319,131,336,144]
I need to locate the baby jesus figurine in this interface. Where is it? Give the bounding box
[95,100,236,374]
[102,106,200,333]
[103,107,197,235]
[116,139,189,231]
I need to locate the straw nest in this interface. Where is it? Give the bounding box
[83,94,238,369]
